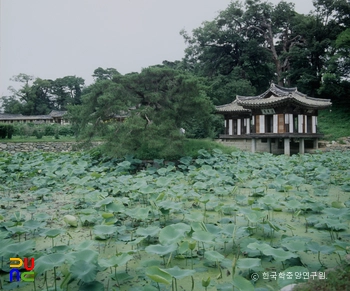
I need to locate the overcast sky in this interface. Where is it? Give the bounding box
[0,0,315,97]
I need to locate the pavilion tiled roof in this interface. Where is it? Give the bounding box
[0,114,52,120]
[215,99,251,113]
[236,83,332,109]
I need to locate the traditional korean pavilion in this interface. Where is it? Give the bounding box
[216,83,332,155]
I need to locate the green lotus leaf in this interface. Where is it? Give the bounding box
[0,240,35,257]
[136,225,160,237]
[41,228,65,238]
[247,242,271,253]
[159,223,190,245]
[35,253,67,275]
[165,266,195,279]
[236,258,261,269]
[70,260,97,282]
[105,202,125,213]
[191,230,215,244]
[128,207,150,221]
[146,266,172,285]
[69,249,99,265]
[263,248,299,261]
[23,220,46,230]
[99,252,133,269]
[156,177,172,187]
[281,240,307,252]
[185,212,204,222]
[284,199,302,210]
[322,207,349,217]
[34,212,51,221]
[94,197,114,208]
[232,275,254,291]
[93,225,117,239]
[307,241,335,254]
[79,281,105,291]
[204,250,225,262]
[6,226,28,235]
[145,244,178,256]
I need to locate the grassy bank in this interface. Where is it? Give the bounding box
[318,105,350,141]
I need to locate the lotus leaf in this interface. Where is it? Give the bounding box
[69,249,99,265]
[307,241,335,254]
[0,240,35,257]
[204,250,225,262]
[192,230,216,244]
[41,228,65,238]
[136,225,160,237]
[232,275,254,291]
[70,260,97,282]
[165,266,195,279]
[93,225,118,239]
[99,253,133,268]
[35,253,66,275]
[262,247,299,261]
[159,223,190,245]
[79,281,105,291]
[236,258,261,269]
[145,244,178,256]
[146,266,172,285]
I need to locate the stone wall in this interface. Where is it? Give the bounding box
[0,142,103,154]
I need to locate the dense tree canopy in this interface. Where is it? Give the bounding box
[1,0,349,158]
[69,67,217,158]
[181,0,350,102]
[2,74,85,114]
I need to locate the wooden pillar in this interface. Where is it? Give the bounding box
[237,119,241,135]
[246,118,251,134]
[284,138,290,156]
[251,138,256,153]
[229,119,233,135]
[299,138,305,154]
[314,138,319,150]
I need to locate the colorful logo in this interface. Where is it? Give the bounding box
[9,258,35,282]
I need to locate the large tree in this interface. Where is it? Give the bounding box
[181,0,306,90]
[69,67,215,158]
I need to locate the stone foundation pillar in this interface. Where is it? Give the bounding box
[284,138,290,156]
[251,138,256,153]
[313,138,319,150]
[299,138,305,154]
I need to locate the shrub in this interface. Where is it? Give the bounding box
[6,125,14,139]
[33,129,44,139]
[0,124,7,139]
[58,126,74,136]
[44,125,55,136]
[0,124,15,139]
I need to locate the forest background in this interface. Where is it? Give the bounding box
[1,0,350,158]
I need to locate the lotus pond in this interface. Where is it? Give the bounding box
[0,149,349,291]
